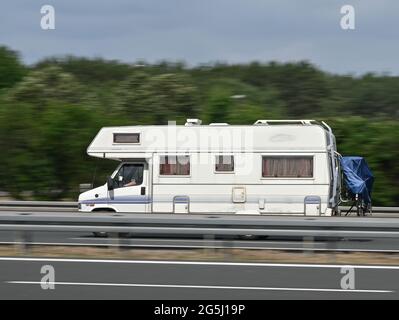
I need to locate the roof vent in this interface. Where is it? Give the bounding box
[185,119,202,126]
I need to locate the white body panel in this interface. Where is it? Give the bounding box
[78,121,338,216]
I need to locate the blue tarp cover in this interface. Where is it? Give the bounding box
[340,156,374,205]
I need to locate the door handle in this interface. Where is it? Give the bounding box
[141,186,146,195]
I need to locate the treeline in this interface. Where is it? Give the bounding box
[0,46,398,205]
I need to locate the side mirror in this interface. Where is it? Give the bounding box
[107,177,114,191]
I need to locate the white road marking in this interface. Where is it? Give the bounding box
[6,281,393,293]
[1,257,399,269]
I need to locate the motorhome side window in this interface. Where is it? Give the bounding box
[159,155,190,176]
[215,155,234,172]
[113,164,144,188]
[262,156,313,178]
[113,133,140,143]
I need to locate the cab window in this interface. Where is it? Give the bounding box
[113,164,144,188]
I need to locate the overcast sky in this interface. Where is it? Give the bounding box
[1,0,398,74]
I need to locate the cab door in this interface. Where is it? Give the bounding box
[108,162,149,213]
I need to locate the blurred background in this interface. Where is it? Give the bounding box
[0,1,398,205]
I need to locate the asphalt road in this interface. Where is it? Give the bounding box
[0,257,398,299]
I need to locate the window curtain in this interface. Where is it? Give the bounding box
[262,157,313,178]
[160,156,190,175]
[215,155,234,172]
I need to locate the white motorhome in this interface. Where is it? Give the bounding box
[78,119,340,216]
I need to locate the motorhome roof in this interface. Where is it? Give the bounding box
[87,119,331,160]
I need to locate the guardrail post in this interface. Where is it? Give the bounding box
[326,238,337,263]
[107,232,131,252]
[105,232,116,251]
[203,234,216,257]
[17,231,32,254]
[303,236,315,255]
[118,232,131,250]
[223,238,233,260]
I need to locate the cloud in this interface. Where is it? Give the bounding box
[0,0,398,74]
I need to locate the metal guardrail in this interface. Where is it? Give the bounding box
[0,201,77,208]
[1,212,399,239]
[0,201,398,213]
[341,206,399,213]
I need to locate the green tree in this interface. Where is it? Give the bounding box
[0,101,48,198]
[201,79,285,124]
[0,46,26,90]
[201,89,232,124]
[35,56,134,84]
[115,73,199,124]
[331,117,399,206]
[6,66,86,107]
[0,99,116,199]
